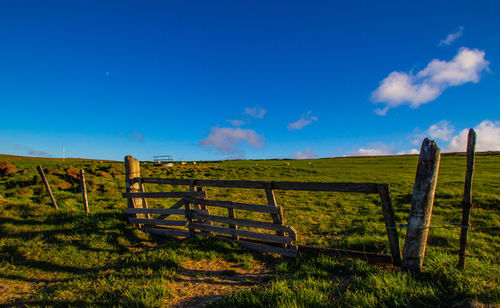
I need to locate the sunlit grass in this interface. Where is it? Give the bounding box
[0,153,499,306]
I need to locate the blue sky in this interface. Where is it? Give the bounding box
[1,1,499,161]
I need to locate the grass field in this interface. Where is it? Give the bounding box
[0,153,499,307]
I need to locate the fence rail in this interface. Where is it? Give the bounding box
[122,191,207,199]
[126,208,187,215]
[132,178,381,193]
[185,198,283,214]
[190,212,297,238]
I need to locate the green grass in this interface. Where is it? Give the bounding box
[0,203,258,306]
[0,153,499,306]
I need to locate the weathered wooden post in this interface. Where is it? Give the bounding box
[125,156,144,221]
[186,201,196,237]
[189,180,200,210]
[80,169,89,213]
[402,138,441,272]
[378,184,402,266]
[196,186,211,225]
[138,178,149,208]
[37,166,58,210]
[264,182,286,247]
[138,178,150,219]
[458,129,476,269]
[227,206,239,240]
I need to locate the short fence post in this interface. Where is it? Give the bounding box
[125,156,144,222]
[196,186,212,225]
[138,178,150,219]
[227,207,239,240]
[37,166,58,210]
[458,129,476,269]
[378,184,402,267]
[189,180,200,210]
[80,169,89,213]
[186,201,196,237]
[402,138,441,273]
[264,182,286,247]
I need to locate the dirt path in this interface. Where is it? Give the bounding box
[167,259,272,307]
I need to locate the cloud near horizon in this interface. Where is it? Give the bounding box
[11,143,53,157]
[348,119,500,158]
[287,111,318,131]
[411,120,455,146]
[445,120,500,152]
[28,150,52,157]
[293,148,318,159]
[350,144,420,156]
[439,26,464,46]
[350,148,392,156]
[427,120,455,142]
[371,47,490,115]
[349,142,394,156]
[397,149,420,155]
[199,126,265,155]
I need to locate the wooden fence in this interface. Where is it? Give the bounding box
[123,156,402,264]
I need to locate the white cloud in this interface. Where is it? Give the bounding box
[372,47,490,115]
[293,148,318,159]
[287,111,318,131]
[417,48,489,86]
[349,143,394,156]
[427,120,454,141]
[440,26,464,46]
[372,72,442,115]
[227,119,245,127]
[397,149,420,155]
[353,146,420,156]
[351,148,393,156]
[244,106,267,119]
[445,120,500,152]
[199,126,264,154]
[28,150,52,157]
[411,120,454,146]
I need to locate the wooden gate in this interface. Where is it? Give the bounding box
[123,156,402,264]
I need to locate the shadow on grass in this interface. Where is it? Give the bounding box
[0,210,150,275]
[1,203,273,305]
[1,176,39,190]
[1,234,270,306]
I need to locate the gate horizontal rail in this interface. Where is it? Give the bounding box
[131,178,380,193]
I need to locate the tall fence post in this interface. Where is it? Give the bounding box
[458,129,476,269]
[402,138,441,273]
[37,166,58,210]
[80,169,89,213]
[125,156,144,221]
